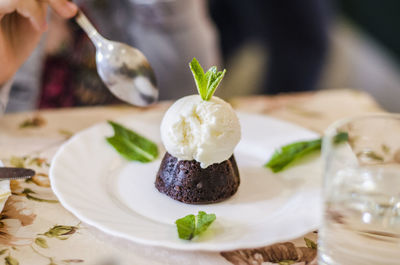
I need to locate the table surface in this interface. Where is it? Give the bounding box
[0,89,383,265]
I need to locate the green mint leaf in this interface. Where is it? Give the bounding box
[204,66,217,95]
[265,139,321,173]
[194,211,216,236]
[189,58,207,99]
[106,121,158,162]
[175,214,196,240]
[176,211,216,240]
[189,58,226,101]
[205,66,217,82]
[205,69,226,100]
[265,132,348,173]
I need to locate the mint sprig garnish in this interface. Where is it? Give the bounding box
[175,211,216,240]
[106,121,158,162]
[189,58,226,101]
[265,132,348,173]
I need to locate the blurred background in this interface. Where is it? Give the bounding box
[7,0,400,112]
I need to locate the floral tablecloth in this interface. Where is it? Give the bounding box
[0,89,383,265]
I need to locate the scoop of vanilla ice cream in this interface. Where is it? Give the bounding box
[161,95,241,168]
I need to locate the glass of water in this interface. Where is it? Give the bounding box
[319,114,400,265]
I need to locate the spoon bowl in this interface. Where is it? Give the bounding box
[75,10,158,106]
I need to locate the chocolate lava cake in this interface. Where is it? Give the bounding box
[155,152,240,204]
[155,58,241,204]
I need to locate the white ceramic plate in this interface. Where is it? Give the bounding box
[0,161,11,212]
[50,112,322,251]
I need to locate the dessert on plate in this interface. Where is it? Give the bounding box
[155,58,241,204]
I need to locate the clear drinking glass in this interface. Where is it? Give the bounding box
[319,114,400,265]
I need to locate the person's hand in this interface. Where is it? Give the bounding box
[0,0,78,84]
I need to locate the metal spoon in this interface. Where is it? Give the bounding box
[75,10,158,106]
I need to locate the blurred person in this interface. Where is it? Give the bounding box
[210,0,331,94]
[0,0,78,112]
[5,0,221,112]
[3,0,330,113]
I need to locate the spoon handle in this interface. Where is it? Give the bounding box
[74,9,104,48]
[0,167,35,180]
